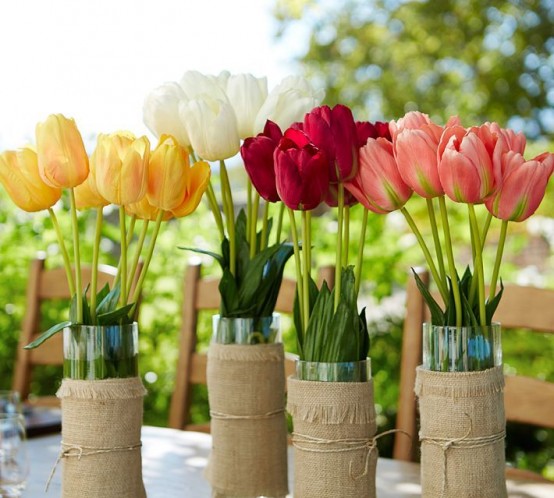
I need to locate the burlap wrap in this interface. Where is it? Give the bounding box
[205,342,289,498]
[56,377,147,498]
[415,365,507,498]
[287,376,377,498]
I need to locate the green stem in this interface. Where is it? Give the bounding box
[401,206,449,305]
[206,182,225,241]
[261,201,270,251]
[334,185,345,310]
[127,219,149,304]
[118,206,127,308]
[90,207,103,323]
[468,204,487,326]
[469,212,493,306]
[275,203,285,244]
[288,208,305,334]
[342,205,350,268]
[129,210,164,319]
[126,215,136,247]
[301,210,311,332]
[48,208,75,296]
[355,208,368,297]
[246,179,253,247]
[481,212,492,251]
[69,189,82,323]
[438,196,462,327]
[489,220,508,302]
[219,160,236,275]
[250,193,260,258]
[426,198,446,288]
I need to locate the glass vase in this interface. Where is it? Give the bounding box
[62,323,139,380]
[296,358,371,382]
[212,313,281,345]
[422,322,502,372]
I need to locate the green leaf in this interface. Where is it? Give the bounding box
[486,279,504,324]
[97,304,134,325]
[178,246,225,267]
[24,320,72,349]
[95,283,121,317]
[412,268,445,326]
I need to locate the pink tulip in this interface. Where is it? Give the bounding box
[240,120,282,202]
[344,137,412,214]
[302,104,359,182]
[274,128,329,210]
[485,151,554,222]
[438,124,501,203]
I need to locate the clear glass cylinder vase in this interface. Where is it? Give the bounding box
[422,322,502,372]
[296,359,371,382]
[62,323,139,380]
[212,313,281,344]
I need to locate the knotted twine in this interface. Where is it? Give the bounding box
[415,365,507,498]
[55,377,147,498]
[287,376,377,498]
[205,343,289,498]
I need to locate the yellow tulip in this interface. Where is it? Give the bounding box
[146,135,210,217]
[36,114,89,188]
[126,196,173,222]
[0,147,62,212]
[74,151,109,209]
[94,132,150,206]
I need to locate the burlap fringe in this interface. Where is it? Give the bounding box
[414,366,505,398]
[287,377,376,425]
[208,342,284,362]
[57,377,147,400]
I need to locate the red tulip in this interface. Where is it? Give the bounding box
[302,104,358,182]
[274,128,329,210]
[485,151,554,222]
[344,137,412,214]
[356,120,391,147]
[325,183,358,208]
[240,120,282,202]
[438,124,500,203]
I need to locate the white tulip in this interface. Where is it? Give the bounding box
[179,96,240,161]
[225,74,268,139]
[253,75,325,134]
[143,82,190,147]
[179,70,229,101]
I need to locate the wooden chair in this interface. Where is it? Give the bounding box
[12,252,142,406]
[393,267,554,481]
[168,261,335,431]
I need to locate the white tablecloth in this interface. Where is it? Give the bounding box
[25,426,554,497]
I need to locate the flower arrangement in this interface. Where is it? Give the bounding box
[0,114,210,353]
[143,70,324,342]
[347,111,554,370]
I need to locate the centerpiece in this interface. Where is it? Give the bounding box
[144,69,324,498]
[0,115,210,497]
[360,111,554,497]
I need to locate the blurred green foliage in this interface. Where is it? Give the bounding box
[274,0,554,139]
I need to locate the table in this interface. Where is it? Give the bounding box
[25,426,554,497]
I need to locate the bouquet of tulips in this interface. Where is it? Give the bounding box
[0,114,210,350]
[143,70,325,340]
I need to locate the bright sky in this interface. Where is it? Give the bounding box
[0,0,297,150]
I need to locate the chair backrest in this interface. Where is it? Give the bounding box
[12,252,142,406]
[169,261,336,431]
[393,268,554,476]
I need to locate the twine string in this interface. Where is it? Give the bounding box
[419,413,506,495]
[292,428,410,481]
[209,408,284,421]
[45,441,142,492]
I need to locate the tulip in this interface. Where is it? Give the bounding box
[241,120,282,202]
[356,120,391,147]
[274,129,329,211]
[302,105,359,182]
[485,151,554,222]
[325,183,358,207]
[438,124,500,204]
[74,151,108,209]
[225,73,268,139]
[147,135,211,217]
[36,114,89,188]
[143,82,190,147]
[179,96,240,161]
[0,147,61,212]
[345,137,412,214]
[126,196,173,222]
[94,132,150,206]
[253,75,325,134]
[179,70,229,101]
